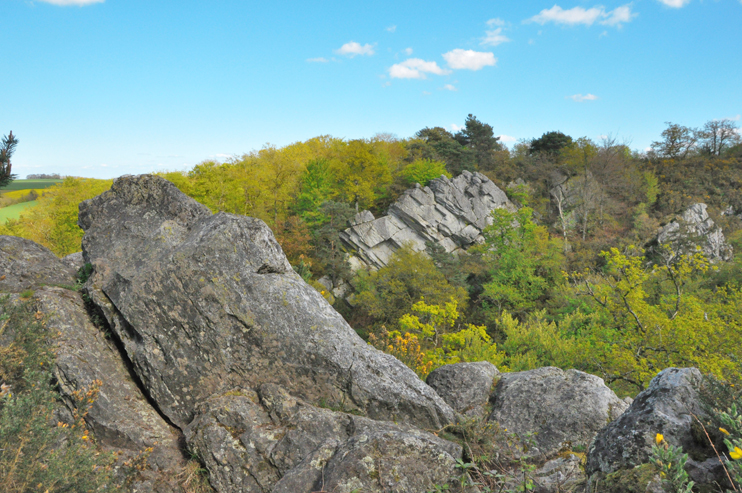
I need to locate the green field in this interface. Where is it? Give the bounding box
[0,179,62,192]
[0,200,39,222]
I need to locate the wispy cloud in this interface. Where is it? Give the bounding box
[36,0,103,4]
[443,49,497,70]
[389,58,451,79]
[307,57,329,63]
[567,93,599,102]
[527,4,635,27]
[386,25,397,33]
[450,124,464,132]
[404,47,413,55]
[498,135,517,143]
[481,18,511,47]
[657,0,691,7]
[335,41,375,57]
[443,84,458,91]
[481,27,511,46]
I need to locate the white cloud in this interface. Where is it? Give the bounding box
[443,49,497,70]
[389,58,451,79]
[307,57,329,63]
[602,5,635,26]
[36,0,103,4]
[335,41,375,57]
[567,93,599,102]
[657,0,691,7]
[450,124,464,132]
[404,47,413,55]
[498,135,517,143]
[729,114,741,121]
[423,91,432,95]
[487,18,506,27]
[386,25,397,33]
[443,84,458,91]
[481,27,511,46]
[527,4,635,27]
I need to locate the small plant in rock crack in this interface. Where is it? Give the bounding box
[439,414,541,493]
[649,433,694,493]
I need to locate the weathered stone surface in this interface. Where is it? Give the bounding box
[427,361,499,415]
[79,174,454,431]
[61,251,85,272]
[33,286,184,472]
[488,367,628,456]
[185,383,462,493]
[531,454,585,493]
[655,203,732,262]
[341,171,514,270]
[0,235,77,292]
[586,368,704,475]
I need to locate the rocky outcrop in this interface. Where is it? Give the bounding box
[654,203,732,262]
[34,286,185,490]
[488,367,628,456]
[340,171,514,270]
[427,361,499,416]
[185,384,462,493]
[0,235,77,292]
[586,368,705,476]
[78,175,453,428]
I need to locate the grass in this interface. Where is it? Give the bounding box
[0,200,39,222]
[0,179,62,192]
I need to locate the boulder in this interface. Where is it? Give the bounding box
[0,235,77,293]
[78,174,454,431]
[488,367,628,456]
[340,171,514,270]
[654,203,732,262]
[586,367,705,476]
[427,361,499,416]
[185,383,462,493]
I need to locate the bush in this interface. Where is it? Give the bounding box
[0,296,119,492]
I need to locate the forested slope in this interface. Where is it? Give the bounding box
[3,114,741,397]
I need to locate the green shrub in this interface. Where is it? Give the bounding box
[0,297,119,492]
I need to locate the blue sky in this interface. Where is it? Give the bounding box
[4,0,741,179]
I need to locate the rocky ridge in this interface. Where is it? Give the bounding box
[340,170,514,271]
[0,174,734,493]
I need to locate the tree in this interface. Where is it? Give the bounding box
[294,158,334,227]
[577,246,742,392]
[698,118,741,156]
[454,114,503,172]
[476,207,565,319]
[410,126,475,175]
[400,158,451,187]
[330,139,391,211]
[529,131,573,157]
[650,122,698,159]
[352,244,468,331]
[0,131,18,188]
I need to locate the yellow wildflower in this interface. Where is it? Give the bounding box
[720,428,731,436]
[655,433,664,445]
[730,447,742,460]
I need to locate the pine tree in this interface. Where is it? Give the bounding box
[0,131,18,188]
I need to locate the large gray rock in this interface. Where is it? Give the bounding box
[78,174,454,431]
[341,171,514,270]
[185,383,462,493]
[33,286,185,486]
[655,203,732,262]
[488,367,628,456]
[427,361,499,416]
[0,235,77,292]
[586,367,704,475]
